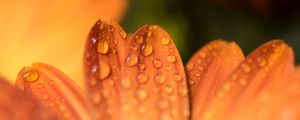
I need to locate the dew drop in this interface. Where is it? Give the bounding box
[188,80,194,85]
[97,40,109,54]
[155,74,166,84]
[165,65,172,71]
[137,73,148,84]
[93,92,101,104]
[99,61,111,79]
[166,55,176,63]
[135,89,148,100]
[125,53,138,66]
[163,86,173,94]
[23,70,39,82]
[256,57,267,67]
[186,63,194,71]
[130,44,138,51]
[102,89,110,98]
[198,51,206,58]
[241,63,251,73]
[121,78,132,89]
[120,31,127,39]
[223,83,231,91]
[153,58,163,68]
[179,87,188,96]
[135,35,144,44]
[141,43,153,56]
[146,30,152,37]
[106,79,115,86]
[157,99,169,110]
[239,79,247,87]
[138,63,146,70]
[173,73,182,82]
[160,37,170,46]
[272,43,281,53]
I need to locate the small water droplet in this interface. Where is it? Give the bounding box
[102,89,110,98]
[256,57,267,67]
[135,89,148,100]
[157,99,169,109]
[121,78,132,89]
[155,74,166,84]
[272,43,281,53]
[130,44,138,51]
[137,73,148,84]
[138,63,146,70]
[153,58,163,68]
[99,61,111,79]
[163,86,173,94]
[239,79,247,87]
[170,95,177,103]
[120,31,127,39]
[223,83,231,91]
[241,63,251,73]
[93,92,101,104]
[141,43,153,56]
[42,94,49,100]
[160,37,170,46]
[173,73,182,82]
[165,65,172,71]
[91,37,97,44]
[179,87,188,96]
[106,79,115,86]
[146,30,152,37]
[97,40,109,54]
[186,63,194,71]
[125,53,138,66]
[135,35,144,44]
[198,51,206,58]
[188,80,194,85]
[166,55,176,63]
[23,70,39,82]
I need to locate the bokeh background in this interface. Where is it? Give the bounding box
[122,0,300,63]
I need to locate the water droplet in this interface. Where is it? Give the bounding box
[272,43,281,53]
[155,74,166,84]
[186,63,194,71]
[91,37,97,44]
[157,99,169,109]
[217,91,225,99]
[97,40,109,54]
[170,95,177,103]
[141,43,153,56]
[153,58,163,68]
[256,57,267,67]
[188,80,194,85]
[130,44,138,51]
[138,63,146,70]
[179,87,188,96]
[93,92,101,104]
[173,73,182,82]
[160,37,170,46]
[146,30,152,37]
[137,73,148,84]
[166,55,176,63]
[23,70,39,82]
[198,51,206,58]
[90,78,97,86]
[106,79,115,86]
[135,35,144,44]
[120,31,127,39]
[42,94,49,100]
[121,78,132,89]
[125,53,138,66]
[36,83,44,89]
[163,86,173,94]
[241,63,251,73]
[135,89,148,100]
[165,65,172,71]
[223,83,231,91]
[239,79,247,87]
[102,89,110,98]
[99,61,111,79]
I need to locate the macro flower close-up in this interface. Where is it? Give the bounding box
[1,0,300,120]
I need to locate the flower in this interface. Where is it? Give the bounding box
[0,19,300,120]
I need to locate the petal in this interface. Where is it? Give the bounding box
[15,63,92,120]
[203,40,295,120]
[0,0,128,86]
[83,19,189,120]
[186,40,245,120]
[0,77,57,120]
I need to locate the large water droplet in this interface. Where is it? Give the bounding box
[155,74,166,84]
[141,43,153,56]
[186,63,194,71]
[137,73,148,84]
[160,37,170,46]
[153,58,163,68]
[120,31,127,39]
[125,53,138,66]
[135,35,144,44]
[121,78,132,89]
[97,40,109,54]
[166,55,176,63]
[99,61,111,79]
[135,89,148,101]
[23,70,39,82]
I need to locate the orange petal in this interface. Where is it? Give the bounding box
[0,0,128,87]
[15,63,92,120]
[0,77,57,120]
[83,19,189,120]
[186,40,245,120]
[203,40,295,120]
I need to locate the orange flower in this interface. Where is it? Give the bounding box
[1,19,300,120]
[0,0,128,87]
